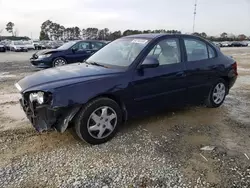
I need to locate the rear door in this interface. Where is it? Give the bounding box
[182,37,219,104]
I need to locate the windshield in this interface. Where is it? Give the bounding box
[86,38,150,67]
[58,41,77,50]
[14,41,23,45]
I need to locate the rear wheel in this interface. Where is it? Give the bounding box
[53,57,67,67]
[75,98,122,145]
[206,79,227,108]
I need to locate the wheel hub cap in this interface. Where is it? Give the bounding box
[87,106,117,139]
[212,83,226,104]
[55,59,66,66]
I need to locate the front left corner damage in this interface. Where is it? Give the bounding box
[20,97,81,133]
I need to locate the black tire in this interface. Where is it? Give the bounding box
[53,57,67,67]
[205,79,227,108]
[74,97,122,145]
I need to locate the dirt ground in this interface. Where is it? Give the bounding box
[0,48,249,188]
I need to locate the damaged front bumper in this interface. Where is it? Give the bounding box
[19,97,80,133]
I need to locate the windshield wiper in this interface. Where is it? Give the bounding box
[84,61,107,68]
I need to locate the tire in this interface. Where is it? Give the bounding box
[53,57,67,67]
[75,97,122,145]
[205,79,227,108]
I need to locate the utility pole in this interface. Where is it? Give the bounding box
[193,0,198,33]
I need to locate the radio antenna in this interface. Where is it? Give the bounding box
[193,0,198,33]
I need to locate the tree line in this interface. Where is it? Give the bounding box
[2,20,250,42]
[192,32,249,42]
[39,20,182,41]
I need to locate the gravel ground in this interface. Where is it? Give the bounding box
[0,47,250,188]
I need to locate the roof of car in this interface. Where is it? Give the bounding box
[124,33,198,39]
[73,39,108,43]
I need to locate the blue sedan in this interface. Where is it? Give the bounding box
[15,34,237,144]
[30,40,107,68]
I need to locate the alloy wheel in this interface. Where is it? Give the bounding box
[87,106,117,139]
[212,82,226,104]
[54,59,66,67]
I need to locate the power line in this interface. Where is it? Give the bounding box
[193,0,198,33]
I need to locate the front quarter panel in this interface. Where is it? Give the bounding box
[51,73,130,108]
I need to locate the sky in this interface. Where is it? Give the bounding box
[0,0,249,39]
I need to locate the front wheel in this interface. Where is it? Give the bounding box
[53,57,67,67]
[206,79,227,108]
[75,98,122,145]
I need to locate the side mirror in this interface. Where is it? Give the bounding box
[72,48,77,53]
[139,56,159,69]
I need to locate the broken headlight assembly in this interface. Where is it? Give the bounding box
[29,91,51,104]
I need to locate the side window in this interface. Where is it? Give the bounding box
[147,38,181,65]
[91,42,104,50]
[184,38,208,61]
[78,42,90,50]
[208,45,216,58]
[73,42,90,51]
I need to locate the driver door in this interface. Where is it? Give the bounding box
[66,41,91,63]
[130,37,187,115]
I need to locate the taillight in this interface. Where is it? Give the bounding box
[232,62,238,76]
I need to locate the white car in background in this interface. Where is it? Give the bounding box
[9,41,28,52]
[23,41,35,50]
[221,41,230,47]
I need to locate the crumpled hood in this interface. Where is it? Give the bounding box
[16,63,123,92]
[34,49,63,56]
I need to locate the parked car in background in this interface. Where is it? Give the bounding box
[231,41,248,47]
[9,41,28,52]
[36,41,48,50]
[23,41,35,50]
[221,41,230,47]
[30,40,107,68]
[33,40,40,49]
[0,42,6,52]
[4,41,11,51]
[45,41,64,49]
[16,34,238,144]
[213,42,221,48]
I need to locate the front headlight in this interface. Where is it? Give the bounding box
[29,92,44,104]
[38,54,51,59]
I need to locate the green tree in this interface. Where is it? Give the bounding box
[39,30,49,40]
[238,34,247,40]
[41,20,52,40]
[6,22,15,36]
[86,28,98,39]
[108,30,122,40]
[220,32,228,39]
[74,27,81,39]
[200,32,207,38]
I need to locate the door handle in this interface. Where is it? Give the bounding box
[176,71,186,77]
[86,50,92,53]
